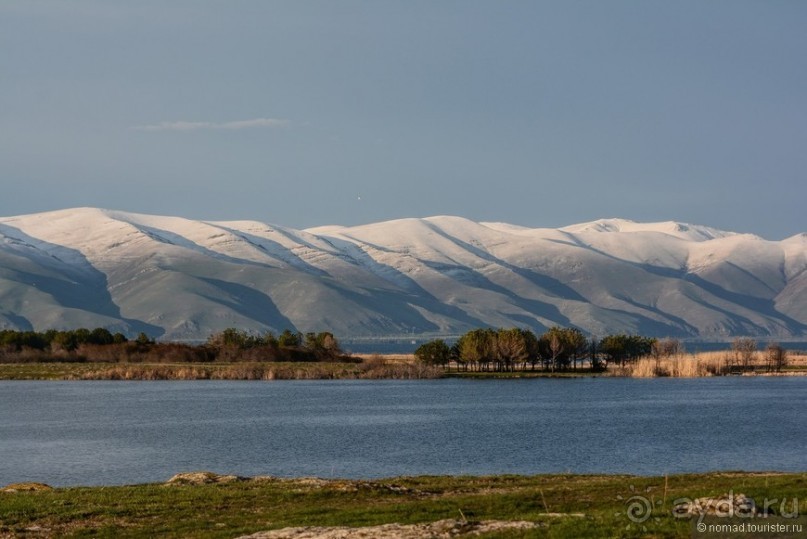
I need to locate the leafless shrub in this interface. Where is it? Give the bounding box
[766,343,788,372]
[732,337,757,370]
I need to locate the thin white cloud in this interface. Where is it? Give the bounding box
[134,118,290,132]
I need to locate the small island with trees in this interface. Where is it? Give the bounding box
[415,327,794,376]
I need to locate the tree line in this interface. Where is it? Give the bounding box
[415,328,789,373]
[0,327,348,364]
[414,327,653,372]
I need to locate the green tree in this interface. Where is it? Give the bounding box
[457,328,496,371]
[519,328,541,370]
[73,328,92,345]
[599,334,655,367]
[135,332,153,345]
[414,339,451,367]
[260,331,278,348]
[558,328,587,371]
[89,328,114,345]
[304,332,319,350]
[51,331,79,352]
[304,332,341,359]
[208,328,267,349]
[278,329,302,348]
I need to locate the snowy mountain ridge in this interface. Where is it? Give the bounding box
[0,208,804,340]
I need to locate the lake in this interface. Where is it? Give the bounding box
[1,377,805,486]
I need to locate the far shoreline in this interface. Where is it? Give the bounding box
[1,351,806,381]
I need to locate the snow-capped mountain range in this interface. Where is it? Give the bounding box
[0,208,804,341]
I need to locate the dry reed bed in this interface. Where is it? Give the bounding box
[72,359,442,381]
[615,349,807,378]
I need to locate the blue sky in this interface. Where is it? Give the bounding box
[2,1,805,238]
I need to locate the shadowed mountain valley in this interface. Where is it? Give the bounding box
[0,209,804,340]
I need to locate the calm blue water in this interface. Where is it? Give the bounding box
[1,378,805,486]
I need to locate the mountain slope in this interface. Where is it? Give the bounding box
[0,208,804,340]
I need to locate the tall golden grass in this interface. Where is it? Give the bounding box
[617,349,806,378]
[617,353,720,378]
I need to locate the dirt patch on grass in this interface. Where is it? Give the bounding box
[0,482,53,493]
[165,471,248,485]
[237,518,540,538]
[251,476,430,496]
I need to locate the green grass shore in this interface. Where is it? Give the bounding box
[1,472,805,538]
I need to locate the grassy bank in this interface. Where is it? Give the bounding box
[0,359,442,381]
[1,472,805,538]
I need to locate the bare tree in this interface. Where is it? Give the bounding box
[732,337,757,371]
[549,333,562,373]
[652,338,685,376]
[766,343,788,373]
